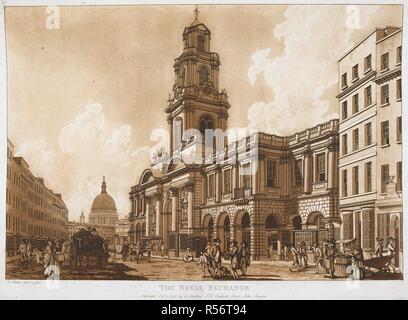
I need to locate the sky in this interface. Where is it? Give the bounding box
[5,4,403,221]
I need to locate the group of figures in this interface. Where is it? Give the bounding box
[288,236,397,280]
[194,239,250,280]
[115,240,154,263]
[17,227,111,277]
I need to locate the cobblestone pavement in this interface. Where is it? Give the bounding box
[6,256,402,281]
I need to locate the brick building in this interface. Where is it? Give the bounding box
[6,139,69,256]
[337,26,402,269]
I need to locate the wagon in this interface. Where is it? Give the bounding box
[364,254,395,273]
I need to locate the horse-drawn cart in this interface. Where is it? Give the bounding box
[65,228,109,269]
[364,254,395,273]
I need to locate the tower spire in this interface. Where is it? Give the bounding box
[101,176,107,193]
[194,5,200,20]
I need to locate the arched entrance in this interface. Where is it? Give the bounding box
[293,215,302,230]
[203,214,214,240]
[217,212,230,252]
[265,214,285,260]
[235,211,251,248]
[294,211,328,244]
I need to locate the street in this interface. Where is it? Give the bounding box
[6,256,402,281]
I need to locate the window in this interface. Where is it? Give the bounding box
[352,129,359,151]
[223,169,231,194]
[295,159,303,186]
[242,164,251,189]
[199,114,213,136]
[396,79,402,100]
[316,153,326,182]
[377,212,390,239]
[365,122,372,146]
[352,166,359,195]
[198,35,205,51]
[397,116,402,142]
[364,86,372,107]
[362,210,374,249]
[381,121,390,145]
[352,64,359,81]
[198,66,209,85]
[397,161,402,192]
[364,54,372,71]
[342,101,348,120]
[208,174,215,197]
[341,73,347,88]
[381,52,389,70]
[342,170,348,197]
[397,46,402,64]
[266,160,278,188]
[173,117,183,150]
[381,164,389,193]
[381,84,389,105]
[352,94,359,114]
[342,134,348,155]
[343,213,353,240]
[365,162,372,193]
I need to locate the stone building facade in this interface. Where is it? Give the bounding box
[337,26,402,270]
[128,13,340,261]
[6,139,69,256]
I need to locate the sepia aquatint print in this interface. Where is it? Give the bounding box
[3,2,404,282]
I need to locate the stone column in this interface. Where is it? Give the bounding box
[215,167,221,202]
[155,193,163,236]
[170,188,178,232]
[328,143,338,190]
[185,182,194,233]
[145,197,151,237]
[303,147,313,194]
[135,195,139,217]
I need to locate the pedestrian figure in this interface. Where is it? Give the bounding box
[313,242,324,273]
[283,245,288,261]
[350,246,365,280]
[374,238,383,257]
[210,238,222,278]
[26,241,33,263]
[18,240,28,265]
[197,252,208,277]
[229,241,240,279]
[145,241,152,263]
[159,240,166,257]
[267,241,273,260]
[289,244,300,271]
[299,241,308,268]
[183,248,194,262]
[386,237,396,273]
[324,239,337,278]
[43,240,57,270]
[121,240,129,261]
[238,242,250,276]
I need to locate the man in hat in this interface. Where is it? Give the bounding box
[289,244,300,272]
[325,239,337,278]
[313,242,324,273]
[229,241,240,279]
[238,242,250,276]
[210,238,222,278]
[374,238,384,257]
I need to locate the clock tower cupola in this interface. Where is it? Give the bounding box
[166,6,230,157]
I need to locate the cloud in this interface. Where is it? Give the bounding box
[15,103,150,221]
[247,5,384,135]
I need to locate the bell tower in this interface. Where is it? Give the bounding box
[165,6,230,157]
